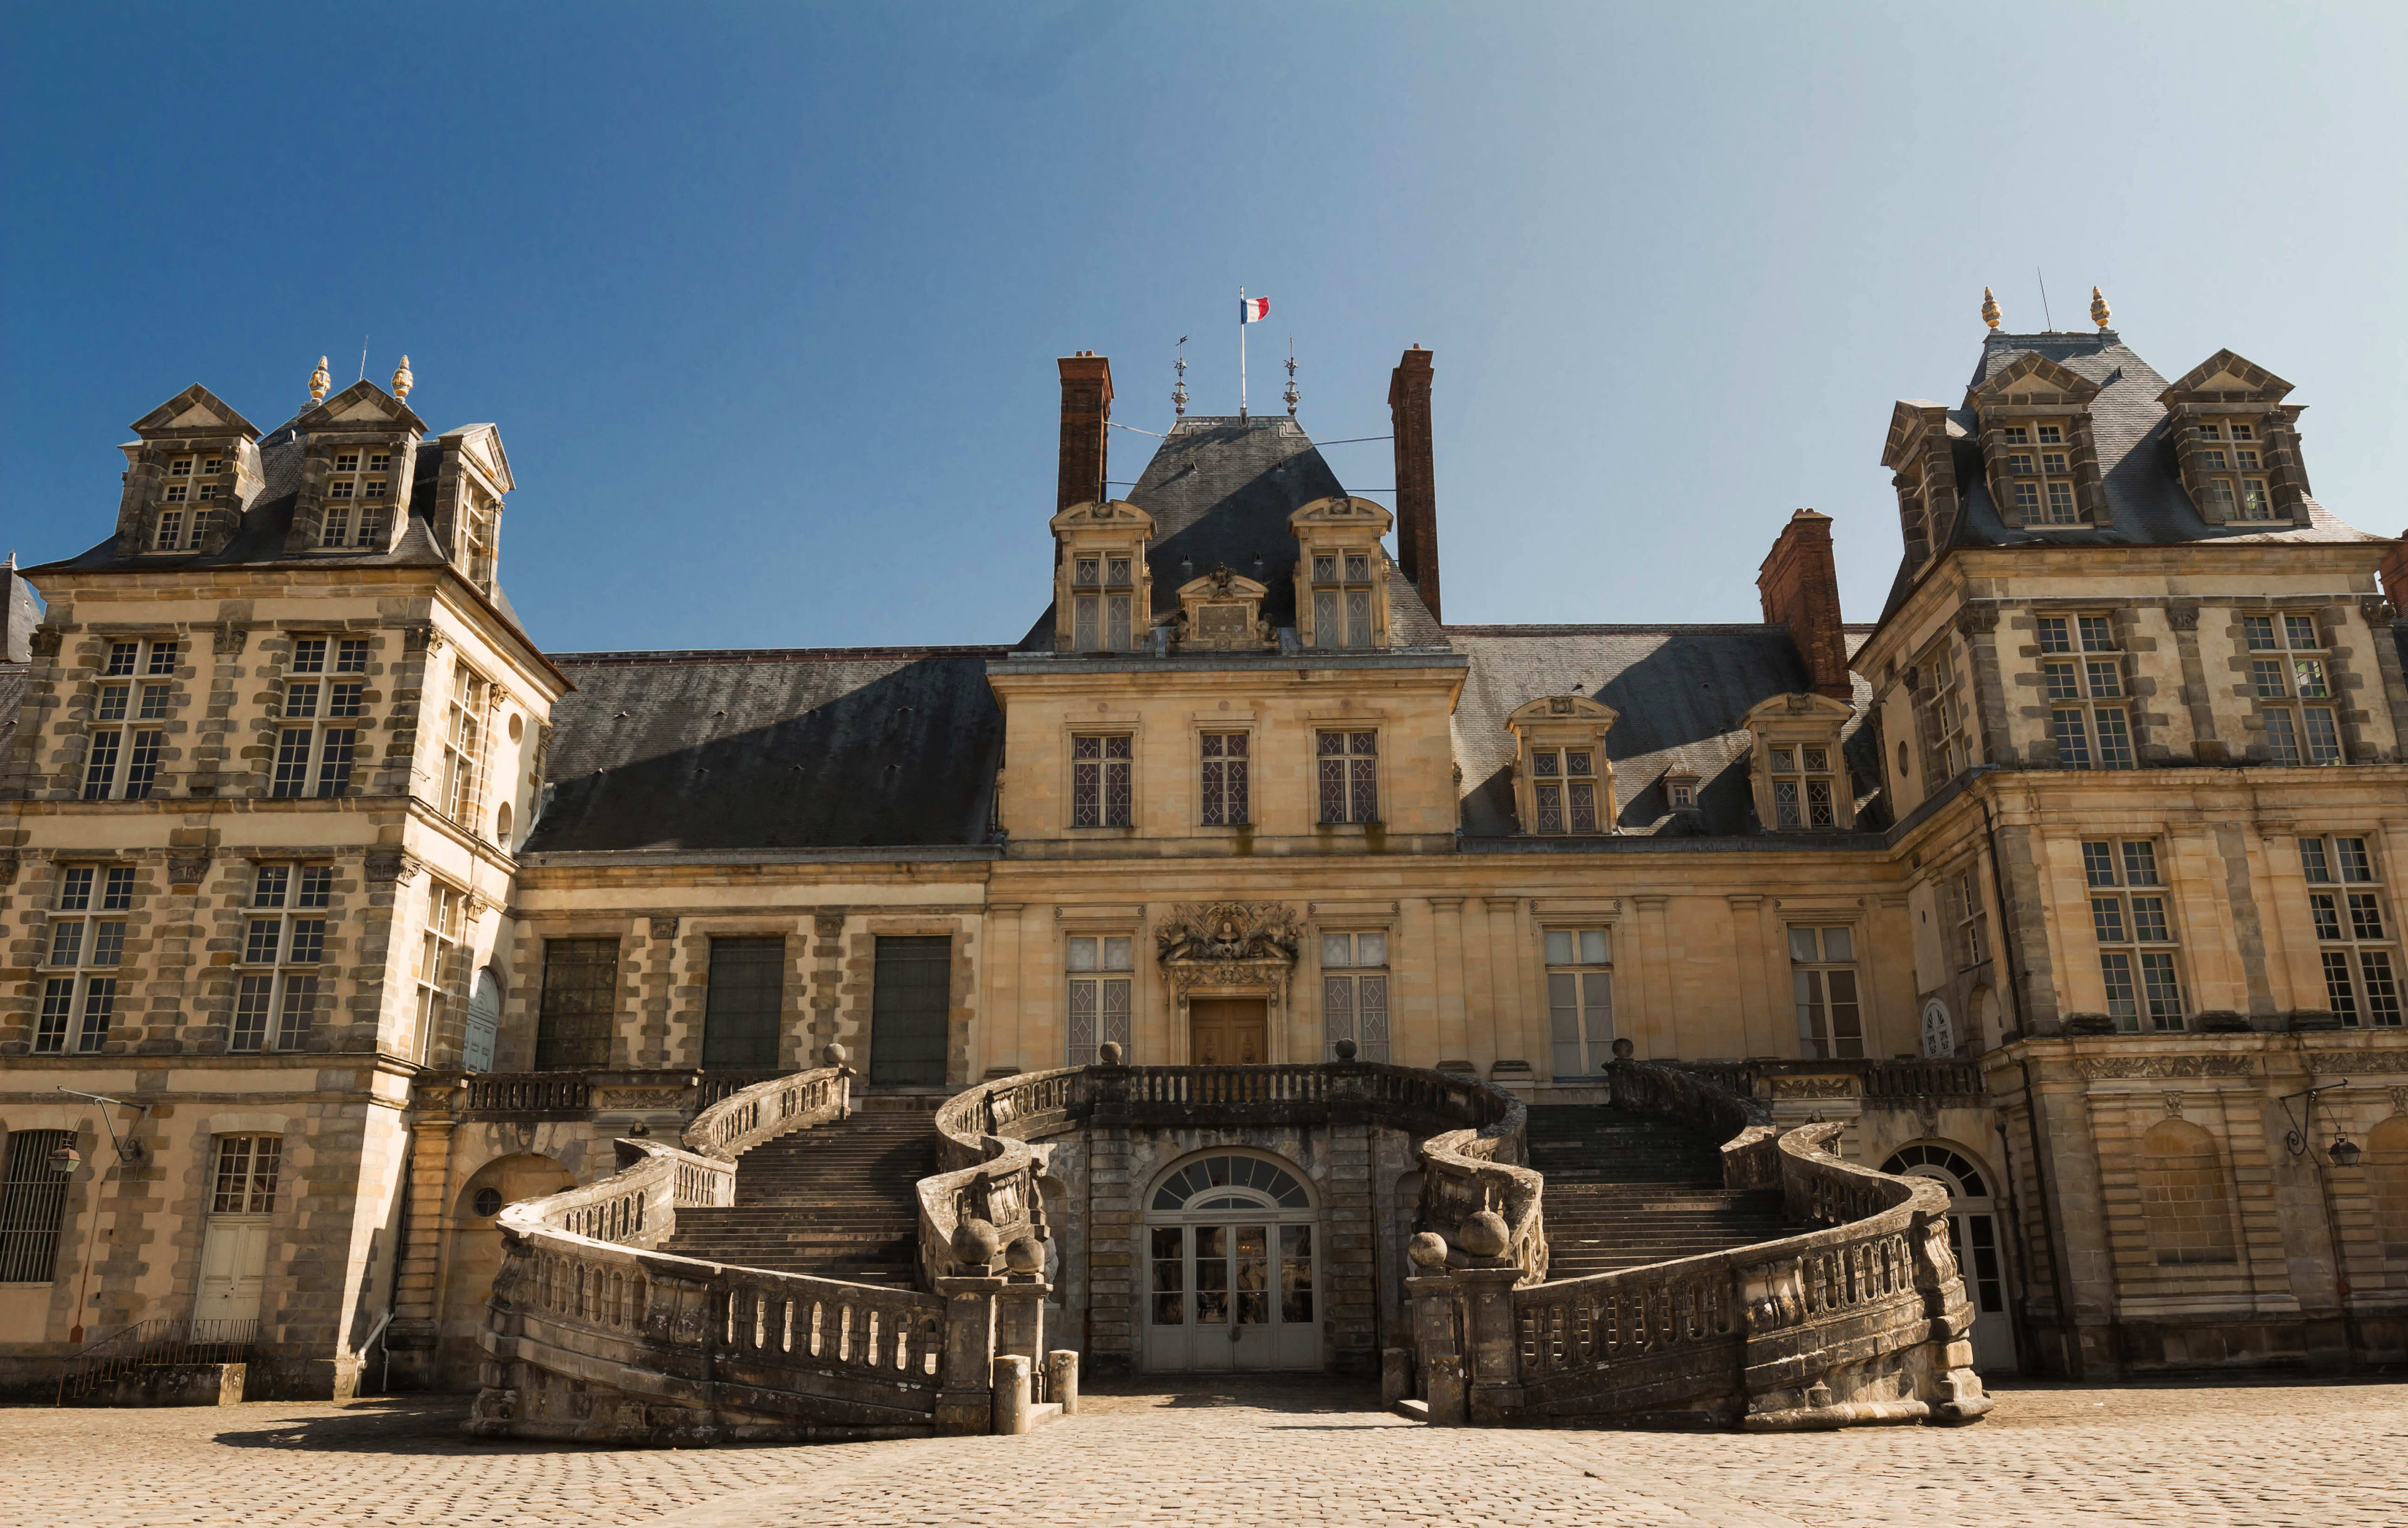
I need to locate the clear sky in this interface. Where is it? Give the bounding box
[6,3,2404,651]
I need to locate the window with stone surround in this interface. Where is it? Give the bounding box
[1199,732,1249,826]
[1766,743,1837,830]
[414,878,468,1065]
[1316,730,1379,825]
[2192,419,2276,521]
[38,865,132,1055]
[210,1134,283,1215]
[1911,639,1975,784]
[2244,612,2343,766]
[1947,863,1990,971]
[0,1130,75,1282]
[1997,421,2081,524]
[152,453,226,551]
[273,637,369,799]
[1072,733,1133,828]
[1545,929,1615,1075]
[700,936,785,1069]
[1308,548,1380,650]
[536,937,619,1070]
[1320,932,1390,1062]
[2037,613,2132,769]
[1071,554,1136,651]
[1788,925,1863,1060]
[319,450,393,549]
[2085,838,2186,1031]
[232,863,332,1053]
[83,639,178,801]
[2138,1118,2236,1264]
[1064,934,1132,1067]
[440,663,489,824]
[2300,835,2400,1028]
[1530,746,1603,834]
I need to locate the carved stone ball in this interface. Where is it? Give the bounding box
[1407,1231,1450,1269]
[1611,1037,1635,1060]
[1458,1208,1510,1259]
[1097,1041,1125,1067]
[951,1216,1002,1270]
[1005,1235,1045,1275]
[1333,1038,1359,1062]
[823,1043,849,1068]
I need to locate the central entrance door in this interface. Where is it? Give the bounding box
[1189,998,1268,1065]
[1143,1152,1321,1372]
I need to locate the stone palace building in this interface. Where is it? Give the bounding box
[4,298,2407,1427]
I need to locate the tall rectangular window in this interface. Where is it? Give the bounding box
[701,936,786,1069]
[232,863,333,1053]
[152,453,226,552]
[1069,554,1135,652]
[2039,613,2133,769]
[1321,932,1390,1061]
[1531,747,1603,833]
[1065,934,1133,1066]
[1789,925,1862,1059]
[1948,863,1990,971]
[1545,928,1615,1075]
[1199,732,1249,826]
[414,880,467,1064]
[83,639,177,800]
[1766,744,1837,830]
[1999,420,2081,524]
[1316,730,1378,824]
[2194,420,2276,520]
[318,450,393,548]
[210,1135,283,1215]
[869,935,951,1087]
[536,937,619,1070]
[272,637,367,798]
[2300,835,2400,1028]
[1072,734,1133,828]
[37,865,133,1055]
[0,1130,77,1282]
[1309,549,1378,649]
[441,665,488,822]
[1912,640,1975,784]
[2245,613,2343,766]
[2085,838,2186,1032]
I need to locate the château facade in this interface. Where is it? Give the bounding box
[4,304,2407,1411]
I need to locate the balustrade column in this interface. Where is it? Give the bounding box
[933,1274,1007,1435]
[995,1275,1050,1371]
[1452,1265,1524,1424]
[1405,1269,1465,1423]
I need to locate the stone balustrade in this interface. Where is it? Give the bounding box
[1671,1056,1987,1108]
[685,1058,852,1160]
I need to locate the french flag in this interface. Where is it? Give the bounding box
[1240,295,1269,324]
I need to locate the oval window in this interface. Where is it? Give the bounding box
[1896,740,1911,779]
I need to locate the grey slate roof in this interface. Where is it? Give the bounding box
[1447,625,1878,837]
[1878,331,2387,623]
[524,646,1008,853]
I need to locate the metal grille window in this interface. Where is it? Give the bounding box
[1545,928,1615,1075]
[1309,549,1378,649]
[272,638,367,798]
[414,880,467,1064]
[210,1135,282,1214]
[1766,744,1837,830]
[2300,835,2400,1028]
[2037,613,2132,768]
[1999,421,2081,524]
[1790,926,1863,1059]
[318,450,393,548]
[1198,732,1249,826]
[1531,747,1602,833]
[536,937,619,1070]
[1316,730,1378,824]
[1065,934,1133,1067]
[38,865,133,1055]
[2084,838,2185,1031]
[2244,613,2342,766]
[1072,734,1133,827]
[83,640,179,800]
[1320,932,1390,1061]
[1070,554,1135,651]
[233,863,332,1052]
[2195,420,2276,521]
[1946,863,1990,971]
[701,936,785,1069]
[0,1131,76,1283]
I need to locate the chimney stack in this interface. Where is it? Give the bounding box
[1388,346,1440,622]
[1758,509,1852,700]
[1056,352,1113,510]
[2381,533,2408,617]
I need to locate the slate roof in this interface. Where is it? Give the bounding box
[1877,331,2387,623]
[1447,625,1879,837]
[523,646,1008,855]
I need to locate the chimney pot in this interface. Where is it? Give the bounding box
[1055,354,1114,512]
[1388,347,1440,623]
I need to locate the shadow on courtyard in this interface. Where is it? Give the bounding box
[1085,1371,1384,1416]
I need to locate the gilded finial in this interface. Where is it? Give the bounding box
[309,356,331,403]
[2089,286,2110,331]
[391,355,413,400]
[1980,287,2001,331]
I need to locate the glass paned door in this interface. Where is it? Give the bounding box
[1143,1221,1319,1371]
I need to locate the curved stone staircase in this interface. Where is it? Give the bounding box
[659,1112,936,1286]
[1526,1105,1792,1278]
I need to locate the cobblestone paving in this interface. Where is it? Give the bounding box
[4,1377,2404,1528]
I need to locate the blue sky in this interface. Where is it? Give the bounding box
[6,3,2404,651]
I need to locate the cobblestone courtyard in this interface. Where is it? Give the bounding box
[4,1378,2402,1528]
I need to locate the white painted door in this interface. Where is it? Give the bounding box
[463,969,502,1073]
[194,1216,271,1324]
[1143,1221,1319,1372]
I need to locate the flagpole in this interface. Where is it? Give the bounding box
[1238,285,1248,418]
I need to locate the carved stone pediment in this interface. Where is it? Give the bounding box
[1156,900,1299,967]
[1172,566,1275,652]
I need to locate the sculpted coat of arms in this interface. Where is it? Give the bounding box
[1154,901,1301,966]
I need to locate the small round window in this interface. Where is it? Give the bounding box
[1150,1154,1309,1211]
[473,1186,504,1218]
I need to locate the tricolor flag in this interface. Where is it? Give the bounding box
[1240,295,1270,324]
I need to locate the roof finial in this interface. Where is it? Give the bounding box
[2089,286,2111,331]
[1172,335,1188,418]
[1283,338,1299,417]
[391,354,413,401]
[1980,287,2001,332]
[309,355,331,403]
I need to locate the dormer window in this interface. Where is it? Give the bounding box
[1310,551,1378,650]
[1072,555,1134,650]
[1768,744,1838,828]
[1050,498,1154,654]
[1506,695,1619,836]
[320,450,393,550]
[1665,772,1698,810]
[2002,418,2078,523]
[1744,692,1857,831]
[1529,747,1601,834]
[1289,496,1396,651]
[2195,421,2276,520]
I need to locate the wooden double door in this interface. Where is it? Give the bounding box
[1188,998,1268,1065]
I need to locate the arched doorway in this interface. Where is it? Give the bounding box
[1142,1151,1321,1373]
[438,1154,573,1387]
[1881,1142,2017,1373]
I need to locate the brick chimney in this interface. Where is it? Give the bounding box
[1388,346,1440,622]
[1758,509,1852,700]
[2381,533,2408,616]
[1056,352,1113,510]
